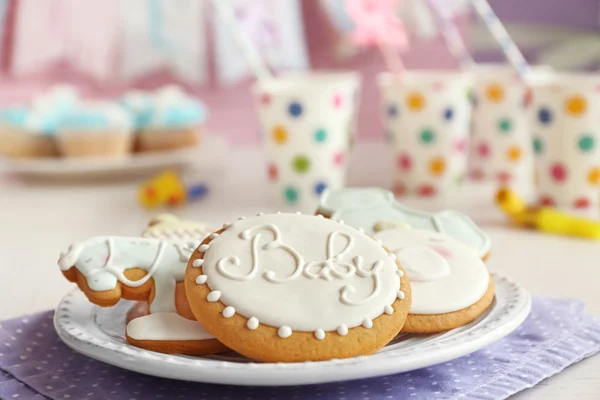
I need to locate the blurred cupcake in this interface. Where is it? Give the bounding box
[0,106,58,158]
[120,90,153,132]
[119,90,153,152]
[57,102,133,158]
[137,86,207,152]
[32,85,79,116]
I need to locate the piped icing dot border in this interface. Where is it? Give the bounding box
[198,244,210,252]
[222,306,235,318]
[278,326,292,338]
[247,317,259,330]
[207,290,221,302]
[191,212,407,340]
[192,259,204,267]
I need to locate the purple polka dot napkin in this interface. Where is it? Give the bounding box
[1,297,599,400]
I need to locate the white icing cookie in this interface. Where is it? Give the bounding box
[318,187,491,258]
[126,312,214,341]
[374,228,489,314]
[194,213,405,336]
[58,236,201,313]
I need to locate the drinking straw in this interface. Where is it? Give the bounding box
[210,0,274,81]
[345,0,409,76]
[424,0,531,80]
[378,42,406,76]
[423,0,475,68]
[468,0,531,80]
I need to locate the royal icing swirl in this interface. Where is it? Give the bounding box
[58,236,198,313]
[197,213,403,335]
[374,228,489,314]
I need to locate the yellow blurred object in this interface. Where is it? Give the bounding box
[138,171,187,209]
[495,188,600,239]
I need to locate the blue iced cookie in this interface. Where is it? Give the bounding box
[318,187,491,258]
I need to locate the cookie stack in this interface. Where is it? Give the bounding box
[56,188,494,363]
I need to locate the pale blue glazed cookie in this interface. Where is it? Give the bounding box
[318,187,491,257]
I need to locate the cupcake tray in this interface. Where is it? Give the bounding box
[2,136,227,179]
[54,273,531,387]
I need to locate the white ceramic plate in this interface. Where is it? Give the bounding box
[1,136,227,179]
[54,273,531,386]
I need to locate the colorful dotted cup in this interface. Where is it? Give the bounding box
[530,73,600,213]
[378,71,473,197]
[470,64,552,190]
[253,72,361,211]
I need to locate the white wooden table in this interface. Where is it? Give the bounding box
[0,141,598,399]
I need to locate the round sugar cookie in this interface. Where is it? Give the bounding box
[184,213,411,362]
[373,228,494,333]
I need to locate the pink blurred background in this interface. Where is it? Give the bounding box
[1,0,597,145]
[0,1,466,145]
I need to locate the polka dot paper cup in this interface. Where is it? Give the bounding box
[470,64,552,190]
[530,73,600,214]
[253,72,361,211]
[379,71,473,197]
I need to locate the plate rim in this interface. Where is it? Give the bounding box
[54,273,531,386]
[4,147,196,172]
[1,136,227,176]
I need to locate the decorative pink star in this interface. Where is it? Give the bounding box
[346,0,409,50]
